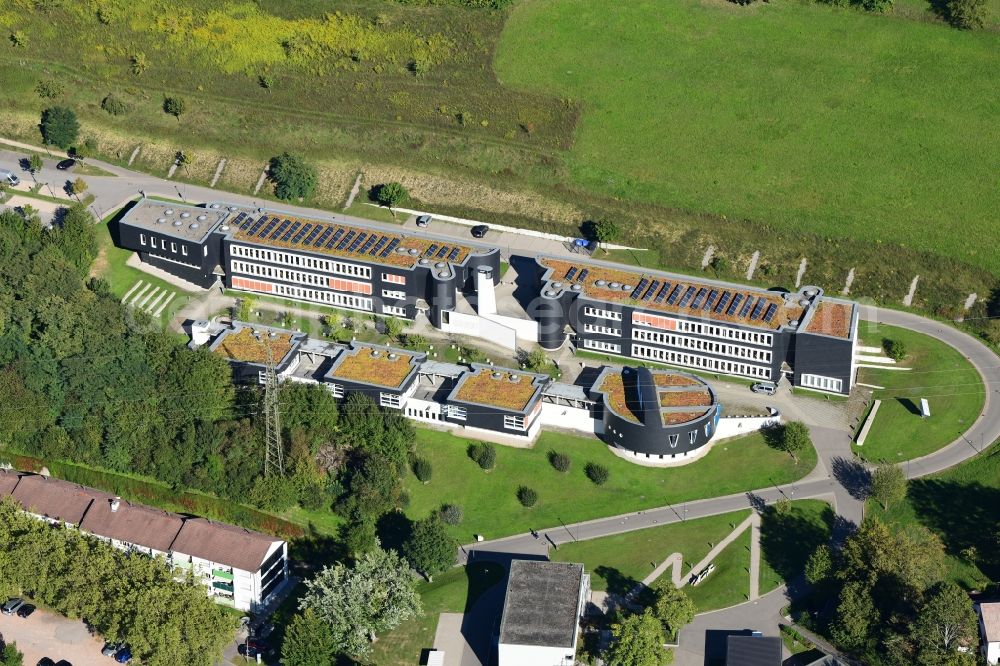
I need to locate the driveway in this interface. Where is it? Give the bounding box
[0,605,107,665]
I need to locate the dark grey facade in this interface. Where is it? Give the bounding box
[441,364,547,437]
[534,256,857,395]
[589,367,720,458]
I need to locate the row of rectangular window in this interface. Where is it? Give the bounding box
[380,393,402,408]
[632,328,773,363]
[800,374,844,393]
[232,260,372,295]
[630,343,771,379]
[382,289,406,300]
[582,339,621,353]
[233,276,373,312]
[229,244,372,279]
[583,323,622,337]
[504,414,526,431]
[382,305,407,317]
[139,234,189,256]
[673,317,773,347]
[583,306,623,321]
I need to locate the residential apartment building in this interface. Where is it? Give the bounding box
[0,470,287,612]
[533,255,859,395]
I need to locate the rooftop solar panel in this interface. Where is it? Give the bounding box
[714,291,731,314]
[246,216,268,236]
[371,237,389,255]
[348,233,367,252]
[642,280,660,301]
[425,244,438,257]
[666,285,683,305]
[327,228,344,246]
[726,294,744,316]
[679,286,697,308]
[293,223,313,242]
[303,226,322,245]
[654,282,671,304]
[335,230,356,250]
[435,246,449,259]
[380,238,400,257]
[750,299,767,320]
[691,287,708,309]
[565,267,578,281]
[230,212,249,229]
[268,220,291,240]
[447,248,460,261]
[256,218,279,239]
[281,221,302,242]
[577,269,589,283]
[630,278,650,301]
[738,297,754,318]
[762,303,778,323]
[360,237,376,254]
[705,289,719,310]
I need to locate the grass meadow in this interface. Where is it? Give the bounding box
[495,0,1000,276]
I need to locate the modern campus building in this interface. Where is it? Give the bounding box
[533,255,859,395]
[114,198,858,395]
[113,198,501,327]
[0,469,288,612]
[197,321,744,464]
[497,560,590,666]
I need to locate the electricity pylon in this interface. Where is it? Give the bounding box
[256,331,284,477]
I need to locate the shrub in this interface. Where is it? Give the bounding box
[35,78,65,99]
[438,503,463,525]
[467,442,496,471]
[39,106,79,150]
[585,462,609,486]
[882,338,907,361]
[944,0,987,28]
[517,486,538,507]
[163,96,186,118]
[412,457,433,483]
[269,153,317,201]
[548,451,571,473]
[373,182,409,208]
[101,93,131,116]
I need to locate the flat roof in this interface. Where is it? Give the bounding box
[499,560,584,648]
[326,343,422,390]
[592,366,715,428]
[538,255,819,333]
[449,365,547,412]
[119,200,229,243]
[227,209,487,270]
[209,325,301,366]
[726,635,782,666]
[804,300,854,338]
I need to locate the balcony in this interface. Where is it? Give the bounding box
[212,568,234,581]
[212,580,235,594]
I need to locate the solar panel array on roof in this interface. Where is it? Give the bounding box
[336,230,355,250]
[258,218,279,239]
[679,286,696,308]
[654,282,671,303]
[643,280,660,301]
[577,269,589,283]
[360,236,376,254]
[447,248,460,261]
[371,236,389,256]
[762,303,778,323]
[666,284,683,305]
[714,291,731,313]
[691,287,708,309]
[230,212,249,228]
[281,221,302,242]
[630,278,650,301]
[435,246,449,259]
[726,293,744,316]
[303,226,322,246]
[705,289,719,310]
[291,224,310,244]
[750,299,767,320]
[270,220,291,240]
[380,238,400,257]
[738,297,754,318]
[246,216,268,237]
[565,267,578,281]
[425,244,438,257]
[321,228,340,248]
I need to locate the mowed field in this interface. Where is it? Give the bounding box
[495,0,1000,274]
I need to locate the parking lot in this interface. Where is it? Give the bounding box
[0,603,107,665]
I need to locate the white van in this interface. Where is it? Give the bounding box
[0,170,20,187]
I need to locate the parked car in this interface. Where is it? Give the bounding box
[16,603,35,618]
[1,598,24,615]
[101,643,122,657]
[36,659,55,666]
[470,224,489,239]
[237,638,272,658]
[750,382,777,396]
[415,214,431,228]
[55,159,76,171]
[0,170,20,187]
[113,647,131,663]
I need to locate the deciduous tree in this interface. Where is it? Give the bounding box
[605,610,672,666]
[39,106,79,149]
[374,182,409,208]
[912,582,978,660]
[281,608,336,666]
[651,584,695,640]
[403,515,455,581]
[870,462,907,510]
[269,153,318,201]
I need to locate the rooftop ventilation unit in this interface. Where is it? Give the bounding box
[492,372,502,379]
[156,218,166,224]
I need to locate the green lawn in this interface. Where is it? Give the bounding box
[365,561,506,666]
[343,201,404,225]
[759,500,835,595]
[551,510,749,594]
[853,321,985,461]
[405,428,816,542]
[871,439,1000,589]
[496,0,1000,276]
[685,528,752,612]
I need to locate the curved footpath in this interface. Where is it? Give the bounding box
[461,306,1000,561]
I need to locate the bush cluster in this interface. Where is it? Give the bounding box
[412,456,433,483]
[548,451,571,473]
[438,503,463,525]
[585,462,609,486]
[882,338,907,361]
[516,485,538,507]
[467,442,496,471]
[101,93,131,116]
